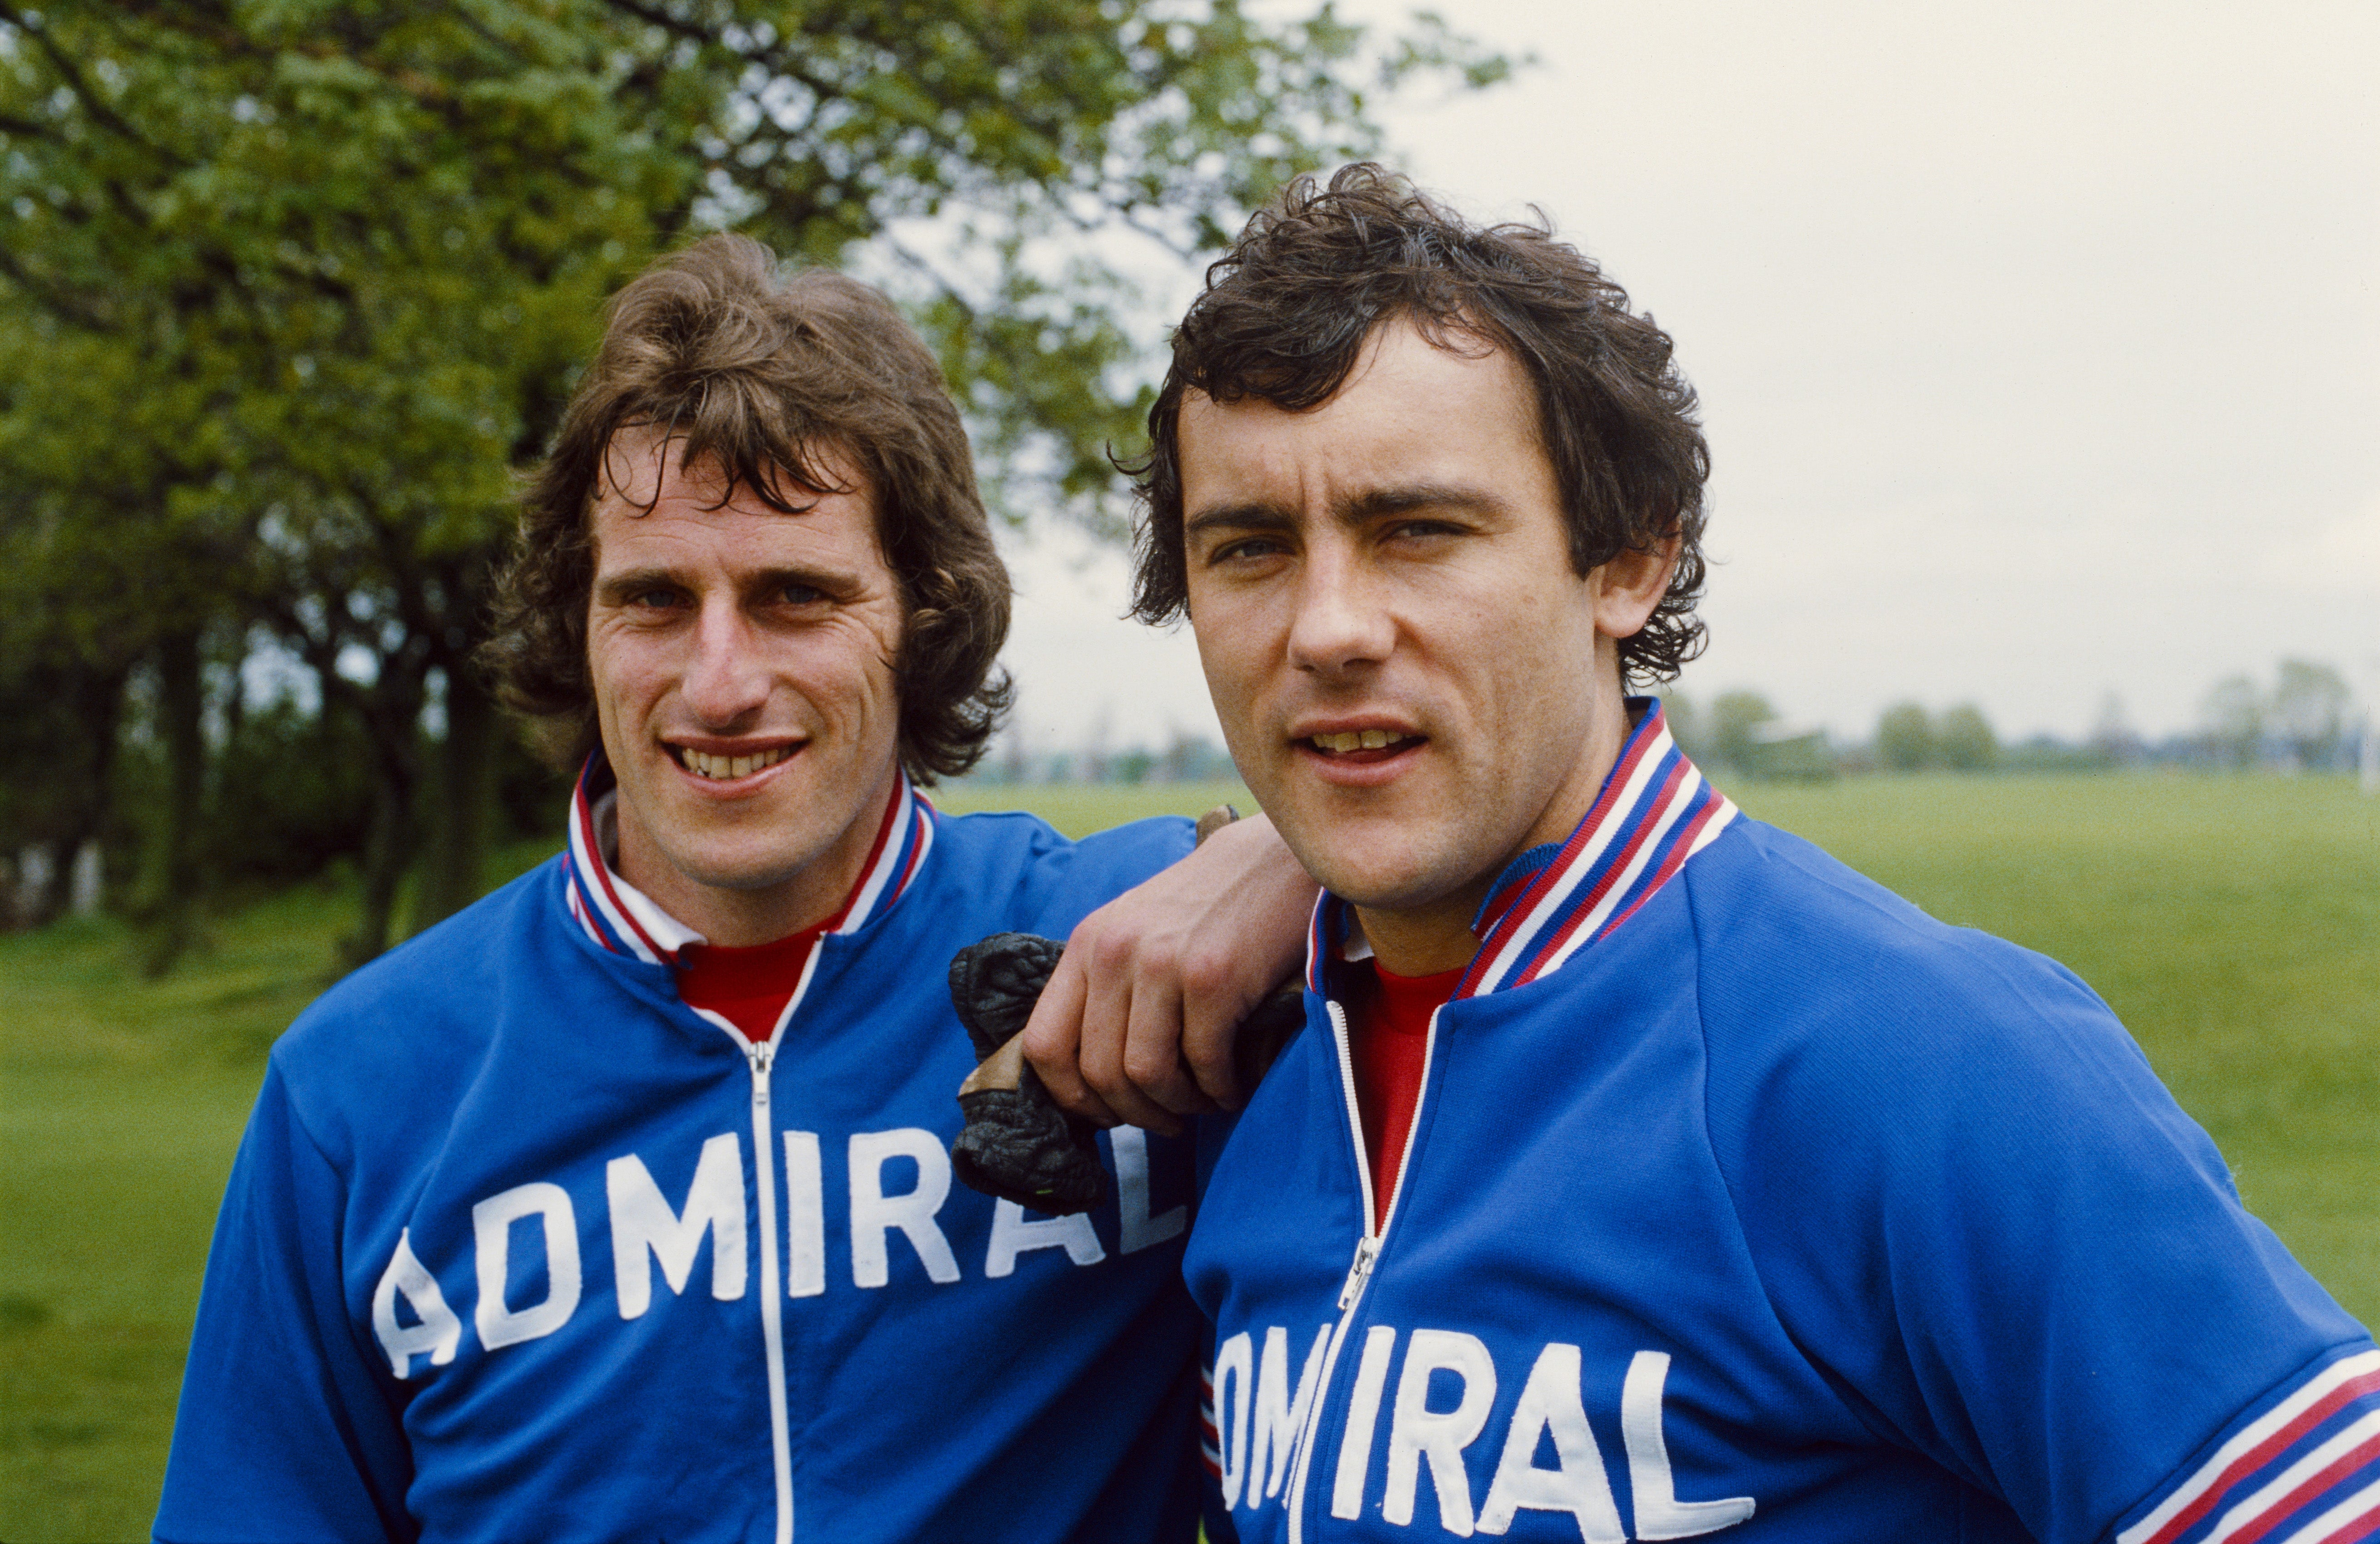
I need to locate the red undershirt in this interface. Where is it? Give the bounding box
[676,928,827,1043]
[682,921,1462,1226]
[1342,959,1464,1233]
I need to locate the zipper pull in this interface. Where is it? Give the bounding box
[748,1040,775,1077]
[1337,1237,1380,1310]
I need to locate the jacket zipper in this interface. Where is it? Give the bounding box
[744,1035,796,1544]
[696,1013,798,1544]
[700,942,829,1544]
[1286,998,1441,1544]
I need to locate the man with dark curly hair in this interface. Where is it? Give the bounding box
[154,234,1317,1544]
[1106,167,2380,1543]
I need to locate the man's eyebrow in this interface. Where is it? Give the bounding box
[1183,502,1295,539]
[591,562,855,599]
[746,563,854,595]
[1337,483,1511,523]
[1184,483,1511,539]
[591,565,684,599]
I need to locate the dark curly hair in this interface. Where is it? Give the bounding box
[483,234,1011,782]
[1131,164,1709,683]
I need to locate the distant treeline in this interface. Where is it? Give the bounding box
[1662,661,2366,782]
[975,658,2374,790]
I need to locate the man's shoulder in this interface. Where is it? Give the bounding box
[1670,814,2205,1174]
[1683,813,2106,1030]
[920,802,1195,923]
[1663,815,2170,1131]
[268,857,583,1121]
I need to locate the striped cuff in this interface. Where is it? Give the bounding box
[2118,1348,2380,1544]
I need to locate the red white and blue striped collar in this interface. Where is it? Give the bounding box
[1303,698,1737,999]
[561,756,936,966]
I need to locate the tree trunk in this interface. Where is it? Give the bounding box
[343,750,416,970]
[24,835,78,929]
[137,629,207,976]
[23,662,127,928]
[335,661,429,971]
[412,659,499,934]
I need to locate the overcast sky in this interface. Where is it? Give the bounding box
[991,0,2379,757]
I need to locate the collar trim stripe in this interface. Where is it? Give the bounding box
[1460,708,1672,998]
[1505,753,1695,990]
[1302,700,1735,1000]
[881,791,936,921]
[564,876,615,954]
[828,779,934,937]
[1460,703,1734,1000]
[1596,780,1734,947]
[558,761,934,960]
[567,765,670,965]
[1515,759,1736,989]
[1305,887,1332,994]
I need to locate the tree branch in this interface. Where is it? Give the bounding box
[0,244,119,332]
[0,2,192,170]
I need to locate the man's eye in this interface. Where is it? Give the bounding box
[780,581,827,606]
[631,588,682,610]
[1211,537,1286,564]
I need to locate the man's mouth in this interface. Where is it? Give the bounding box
[1304,729,1424,757]
[670,744,798,781]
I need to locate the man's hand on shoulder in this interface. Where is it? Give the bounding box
[1021,813,1316,1136]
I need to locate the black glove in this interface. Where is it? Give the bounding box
[946,933,1110,1215]
[945,929,1308,1216]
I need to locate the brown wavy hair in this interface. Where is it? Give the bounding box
[483,235,1011,782]
[1130,164,1710,683]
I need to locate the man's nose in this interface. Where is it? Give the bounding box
[681,600,770,726]
[1284,546,1394,676]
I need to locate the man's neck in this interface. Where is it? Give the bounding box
[1352,892,1495,978]
[1351,675,1637,980]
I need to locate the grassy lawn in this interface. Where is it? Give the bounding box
[1,774,2372,1538]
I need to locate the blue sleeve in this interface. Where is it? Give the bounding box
[1023,814,1198,939]
[155,1061,415,1543]
[1700,919,2376,1544]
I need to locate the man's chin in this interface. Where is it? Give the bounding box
[632,819,836,896]
[1285,837,1476,915]
[675,850,832,896]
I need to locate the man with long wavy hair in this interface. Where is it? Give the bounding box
[155,234,1313,1544]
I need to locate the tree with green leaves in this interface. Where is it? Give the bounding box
[2271,659,2349,771]
[1937,703,1998,772]
[1708,690,1779,774]
[1875,700,1935,772]
[0,0,1511,962]
[0,290,247,959]
[2202,675,2264,770]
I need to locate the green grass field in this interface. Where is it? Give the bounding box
[2,774,2374,1539]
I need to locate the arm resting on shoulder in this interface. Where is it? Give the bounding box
[1023,813,1316,1135]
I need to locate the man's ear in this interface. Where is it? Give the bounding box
[1590,531,1681,641]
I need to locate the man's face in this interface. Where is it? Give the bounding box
[1179,319,1652,932]
[586,428,906,939]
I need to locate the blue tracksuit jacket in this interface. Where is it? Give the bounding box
[1187,703,2379,1544]
[157,771,1204,1543]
